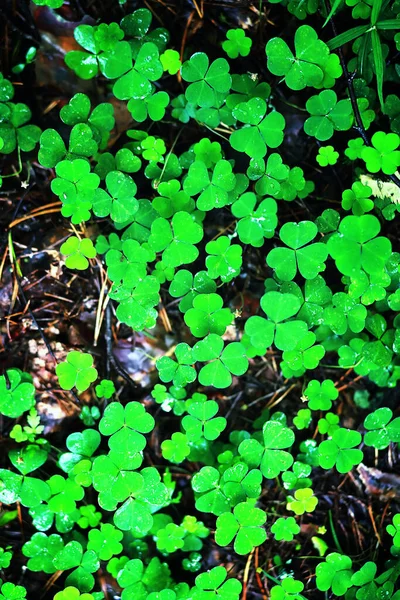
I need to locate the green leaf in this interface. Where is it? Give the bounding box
[56,352,98,393]
[215,502,266,555]
[318,429,363,473]
[0,369,35,418]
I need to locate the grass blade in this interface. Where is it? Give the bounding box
[327,25,369,50]
[371,28,385,110]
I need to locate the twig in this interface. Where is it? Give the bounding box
[325,0,400,189]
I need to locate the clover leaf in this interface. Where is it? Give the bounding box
[87,523,123,560]
[53,588,94,600]
[184,293,232,338]
[281,332,325,377]
[99,401,154,453]
[95,379,115,399]
[169,270,216,313]
[127,91,170,123]
[161,432,190,464]
[56,352,98,393]
[157,344,197,388]
[51,159,100,224]
[0,582,27,600]
[181,53,231,108]
[318,413,340,436]
[316,553,353,596]
[215,502,266,555]
[316,145,339,166]
[192,566,242,600]
[22,532,64,573]
[222,29,252,59]
[149,211,203,267]
[342,181,374,216]
[318,428,363,473]
[287,488,318,515]
[267,220,328,281]
[304,90,353,141]
[160,49,181,74]
[303,379,339,411]
[111,275,160,331]
[92,171,138,223]
[205,236,242,282]
[244,292,308,353]
[270,578,306,600]
[231,192,278,247]
[324,292,367,335]
[182,400,226,441]
[239,420,295,479]
[192,467,230,515]
[0,369,35,418]
[0,548,12,569]
[61,237,96,270]
[193,334,249,389]
[360,132,400,174]
[327,214,392,278]
[265,25,341,90]
[9,444,48,476]
[183,160,236,211]
[271,517,300,542]
[387,514,400,547]
[230,98,285,158]
[363,407,400,449]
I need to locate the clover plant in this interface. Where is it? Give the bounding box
[2,2,400,599]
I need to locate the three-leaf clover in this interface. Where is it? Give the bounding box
[215,502,266,555]
[56,352,98,393]
[0,582,27,600]
[182,400,227,441]
[231,192,278,247]
[342,182,374,216]
[270,578,306,600]
[183,160,236,211]
[192,566,242,600]
[149,212,204,267]
[265,25,341,90]
[61,237,97,270]
[156,344,197,388]
[267,221,328,281]
[304,90,352,141]
[239,420,295,479]
[244,292,308,353]
[318,429,363,473]
[271,517,300,542]
[363,407,400,450]
[286,488,318,515]
[316,553,353,596]
[222,29,252,59]
[87,523,123,560]
[316,145,339,166]
[193,334,249,389]
[230,98,285,159]
[205,236,243,282]
[181,53,231,108]
[53,588,94,600]
[161,432,190,464]
[360,132,400,174]
[0,369,35,418]
[184,293,232,338]
[327,214,392,277]
[303,380,339,411]
[92,171,138,223]
[99,401,154,453]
